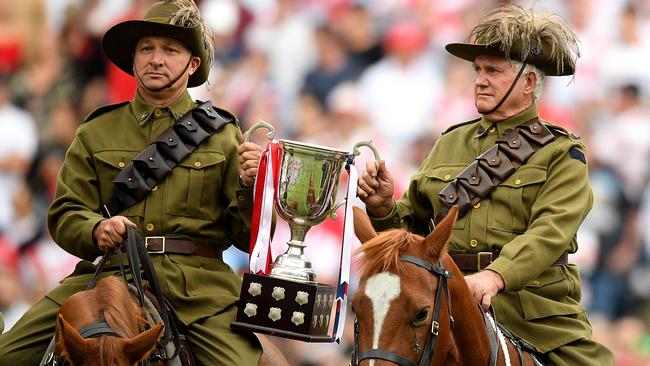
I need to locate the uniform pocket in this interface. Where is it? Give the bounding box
[425,164,472,229]
[488,164,546,233]
[518,266,583,320]
[165,151,226,220]
[94,149,143,217]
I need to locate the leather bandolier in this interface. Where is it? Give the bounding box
[101,101,236,218]
[433,118,571,273]
[434,118,555,225]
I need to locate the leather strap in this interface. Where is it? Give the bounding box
[451,250,568,273]
[144,237,223,259]
[101,101,236,218]
[435,118,555,225]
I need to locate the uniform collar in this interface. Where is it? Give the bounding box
[131,91,196,125]
[474,103,539,138]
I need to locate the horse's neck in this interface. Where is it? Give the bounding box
[448,272,492,365]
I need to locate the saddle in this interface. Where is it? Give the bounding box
[481,306,545,366]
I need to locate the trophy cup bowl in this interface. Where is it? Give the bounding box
[232,121,379,342]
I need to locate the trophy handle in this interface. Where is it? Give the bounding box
[352,140,381,161]
[330,141,382,220]
[243,120,275,142]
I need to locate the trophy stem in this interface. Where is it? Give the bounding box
[269,223,317,283]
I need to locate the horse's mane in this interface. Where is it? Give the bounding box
[94,277,148,364]
[96,276,145,337]
[355,229,424,278]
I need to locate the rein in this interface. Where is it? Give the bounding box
[352,255,453,366]
[41,228,182,366]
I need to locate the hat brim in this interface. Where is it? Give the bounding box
[103,20,209,87]
[445,43,574,76]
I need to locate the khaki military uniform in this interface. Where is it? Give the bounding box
[371,104,613,365]
[0,91,262,365]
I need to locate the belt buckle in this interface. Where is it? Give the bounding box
[477,251,493,271]
[145,236,166,254]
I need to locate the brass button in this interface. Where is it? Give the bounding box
[473,202,481,209]
[532,280,540,286]
[515,179,522,185]
[488,126,496,133]
[470,239,478,247]
[118,161,126,168]
[444,174,451,180]
[238,195,245,201]
[194,161,202,167]
[153,108,162,118]
[146,223,154,231]
[152,185,158,192]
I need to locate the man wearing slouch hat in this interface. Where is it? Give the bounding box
[0,1,285,365]
[358,4,614,365]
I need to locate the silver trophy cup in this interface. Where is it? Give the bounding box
[245,121,379,284]
[232,120,378,341]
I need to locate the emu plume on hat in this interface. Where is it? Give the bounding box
[445,4,580,76]
[103,0,214,87]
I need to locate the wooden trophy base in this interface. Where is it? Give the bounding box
[230,273,335,342]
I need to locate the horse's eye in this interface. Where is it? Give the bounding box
[413,308,429,325]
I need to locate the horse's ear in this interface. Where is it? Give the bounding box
[423,206,458,259]
[353,206,378,244]
[57,313,90,364]
[123,323,164,364]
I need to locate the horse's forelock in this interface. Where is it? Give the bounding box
[356,229,423,278]
[97,337,121,365]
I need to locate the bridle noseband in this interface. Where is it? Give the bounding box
[352,255,453,366]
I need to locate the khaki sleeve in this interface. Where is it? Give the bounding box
[222,125,255,252]
[488,140,593,291]
[47,128,105,260]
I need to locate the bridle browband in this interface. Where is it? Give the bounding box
[78,322,121,339]
[352,255,453,366]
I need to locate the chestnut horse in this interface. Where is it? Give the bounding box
[351,206,542,366]
[55,276,164,366]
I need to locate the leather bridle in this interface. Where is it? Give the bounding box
[352,255,453,366]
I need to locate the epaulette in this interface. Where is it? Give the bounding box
[441,117,481,135]
[83,101,130,123]
[541,121,582,140]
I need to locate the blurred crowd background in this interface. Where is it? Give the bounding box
[1,0,650,364]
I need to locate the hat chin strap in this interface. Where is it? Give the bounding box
[134,56,193,93]
[481,62,527,116]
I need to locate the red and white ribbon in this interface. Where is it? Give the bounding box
[249,141,281,274]
[332,159,358,343]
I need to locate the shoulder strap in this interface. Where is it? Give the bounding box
[84,101,130,123]
[434,118,555,225]
[101,101,235,218]
[441,117,481,135]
